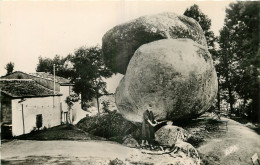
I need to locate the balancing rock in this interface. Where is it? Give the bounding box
[102,12,207,74]
[115,39,218,122]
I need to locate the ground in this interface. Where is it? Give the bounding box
[16,124,104,141]
[198,118,260,165]
[1,117,260,165]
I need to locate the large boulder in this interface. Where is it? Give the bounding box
[115,39,218,122]
[155,125,190,147]
[102,12,207,74]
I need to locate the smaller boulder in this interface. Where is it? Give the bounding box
[155,125,190,147]
[109,158,126,165]
[122,134,140,148]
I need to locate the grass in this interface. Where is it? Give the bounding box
[16,124,105,141]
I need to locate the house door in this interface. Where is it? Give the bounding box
[36,114,42,130]
[1,123,12,139]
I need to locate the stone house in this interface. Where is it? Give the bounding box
[0,79,62,137]
[1,71,85,124]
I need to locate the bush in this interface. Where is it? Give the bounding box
[76,111,141,142]
[186,135,204,148]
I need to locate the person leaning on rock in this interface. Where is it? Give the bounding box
[141,104,159,148]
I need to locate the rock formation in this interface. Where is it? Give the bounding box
[122,134,140,148]
[102,12,207,74]
[115,39,218,122]
[155,125,190,147]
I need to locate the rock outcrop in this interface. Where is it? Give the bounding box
[122,134,140,148]
[115,39,218,122]
[155,125,190,146]
[102,12,207,74]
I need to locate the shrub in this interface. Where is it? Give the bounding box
[76,111,141,142]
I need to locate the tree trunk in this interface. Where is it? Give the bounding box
[224,59,234,115]
[217,78,221,112]
[67,108,71,124]
[227,82,234,115]
[96,92,100,116]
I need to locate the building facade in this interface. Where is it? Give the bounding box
[0,79,62,136]
[1,71,86,125]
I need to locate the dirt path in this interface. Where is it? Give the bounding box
[2,140,188,165]
[198,117,260,164]
[1,140,135,164]
[2,118,259,165]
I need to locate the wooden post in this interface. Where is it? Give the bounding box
[22,104,25,134]
[53,64,56,108]
[53,64,56,94]
[60,102,63,125]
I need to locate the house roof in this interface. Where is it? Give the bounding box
[1,71,73,85]
[0,79,61,98]
[28,72,73,85]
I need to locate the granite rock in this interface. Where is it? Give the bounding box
[102,12,207,74]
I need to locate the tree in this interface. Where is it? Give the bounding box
[36,55,74,79]
[36,56,53,73]
[218,27,236,114]
[5,62,14,75]
[219,1,260,120]
[184,4,217,56]
[70,46,113,115]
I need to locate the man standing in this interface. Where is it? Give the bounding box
[141,104,158,147]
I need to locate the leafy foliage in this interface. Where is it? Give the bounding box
[70,46,113,113]
[76,111,140,142]
[36,55,74,79]
[5,62,14,75]
[65,94,80,124]
[101,100,110,114]
[65,94,80,108]
[184,4,217,57]
[218,1,260,121]
[184,2,260,122]
[36,46,113,113]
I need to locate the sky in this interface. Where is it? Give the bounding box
[0,0,235,92]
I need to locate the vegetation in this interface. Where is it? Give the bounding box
[5,62,14,75]
[218,1,260,122]
[70,46,113,114]
[65,94,80,124]
[36,55,74,79]
[17,125,103,141]
[36,46,113,114]
[76,111,141,142]
[184,4,217,57]
[184,2,260,123]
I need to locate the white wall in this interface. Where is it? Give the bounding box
[12,96,61,136]
[60,85,71,112]
[59,85,87,124]
[72,101,87,124]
